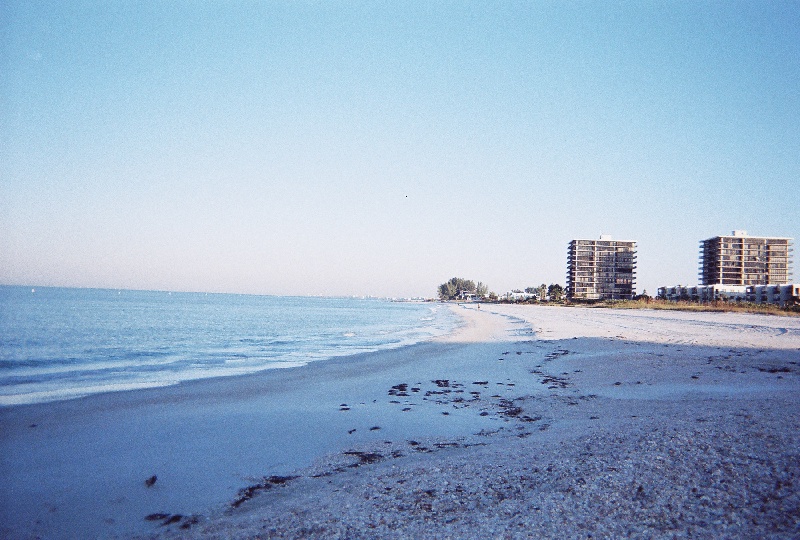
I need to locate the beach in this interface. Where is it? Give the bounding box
[1,305,799,539]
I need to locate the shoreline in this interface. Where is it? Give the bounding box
[2,305,799,539]
[0,289,458,408]
[0,305,515,539]
[0,302,471,414]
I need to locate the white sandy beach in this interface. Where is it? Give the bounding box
[1,305,799,539]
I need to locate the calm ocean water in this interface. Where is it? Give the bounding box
[0,286,458,406]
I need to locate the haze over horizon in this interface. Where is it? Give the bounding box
[2,2,798,298]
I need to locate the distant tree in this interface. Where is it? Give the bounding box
[476,282,489,298]
[524,287,536,294]
[488,291,498,301]
[438,280,457,300]
[438,277,478,301]
[548,283,564,302]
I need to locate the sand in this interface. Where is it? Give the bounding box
[1,305,798,539]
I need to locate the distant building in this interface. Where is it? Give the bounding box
[566,236,637,300]
[502,291,537,302]
[699,230,793,286]
[658,284,800,307]
[657,284,748,303]
[747,284,800,306]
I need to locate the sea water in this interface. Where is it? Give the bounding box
[0,286,458,406]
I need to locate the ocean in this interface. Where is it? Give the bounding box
[0,286,459,406]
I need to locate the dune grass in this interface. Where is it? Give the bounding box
[584,298,800,317]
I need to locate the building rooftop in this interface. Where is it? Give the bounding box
[701,231,793,241]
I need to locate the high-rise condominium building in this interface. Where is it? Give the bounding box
[566,236,637,300]
[699,231,793,286]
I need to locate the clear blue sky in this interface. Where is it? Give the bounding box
[2,1,798,297]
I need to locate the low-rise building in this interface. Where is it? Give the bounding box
[502,291,537,302]
[657,285,747,303]
[658,283,799,307]
[746,284,800,307]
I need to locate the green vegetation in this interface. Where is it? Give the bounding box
[537,284,547,300]
[437,277,567,304]
[493,283,566,304]
[438,277,488,301]
[547,284,564,302]
[584,298,800,317]
[476,282,489,298]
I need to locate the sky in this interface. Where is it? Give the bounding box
[2,1,799,298]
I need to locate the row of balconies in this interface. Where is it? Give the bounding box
[569,257,637,263]
[567,256,637,264]
[570,268,636,274]
[569,250,638,256]
[712,254,790,260]
[569,282,638,288]
[699,246,792,254]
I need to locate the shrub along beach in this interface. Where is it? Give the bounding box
[1,304,798,539]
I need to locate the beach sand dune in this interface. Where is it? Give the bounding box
[1,305,798,539]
